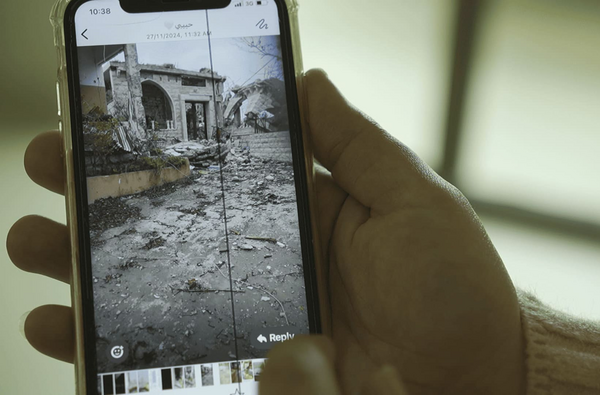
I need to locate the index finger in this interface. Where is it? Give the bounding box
[304,69,439,213]
[24,131,65,196]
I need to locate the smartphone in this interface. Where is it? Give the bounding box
[51,0,321,393]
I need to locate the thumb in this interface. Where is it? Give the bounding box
[362,365,409,395]
[304,69,439,214]
[259,335,340,395]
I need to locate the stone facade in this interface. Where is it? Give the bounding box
[233,130,293,163]
[105,61,226,143]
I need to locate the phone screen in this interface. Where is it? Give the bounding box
[68,0,318,393]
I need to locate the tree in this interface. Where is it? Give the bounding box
[235,37,284,80]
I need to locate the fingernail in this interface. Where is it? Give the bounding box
[305,68,329,79]
[19,310,31,340]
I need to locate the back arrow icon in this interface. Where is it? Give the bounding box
[82,29,88,40]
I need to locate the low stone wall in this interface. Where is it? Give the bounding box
[233,131,292,163]
[156,128,182,145]
[87,159,190,204]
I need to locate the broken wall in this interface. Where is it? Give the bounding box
[78,46,108,114]
[109,64,225,143]
[234,131,292,163]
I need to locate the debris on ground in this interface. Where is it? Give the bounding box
[88,153,307,371]
[245,236,277,243]
[164,141,230,168]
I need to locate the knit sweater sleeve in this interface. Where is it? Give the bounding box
[518,290,600,394]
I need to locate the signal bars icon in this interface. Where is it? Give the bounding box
[234,0,267,6]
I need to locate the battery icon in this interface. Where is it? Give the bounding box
[256,0,268,5]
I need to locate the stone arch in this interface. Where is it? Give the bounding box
[141,80,175,130]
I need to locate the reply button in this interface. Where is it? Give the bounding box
[251,326,299,350]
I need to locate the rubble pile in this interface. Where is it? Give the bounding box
[88,196,142,233]
[164,141,230,168]
[224,152,296,207]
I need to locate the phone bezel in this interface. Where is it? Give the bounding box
[119,0,231,13]
[62,0,321,392]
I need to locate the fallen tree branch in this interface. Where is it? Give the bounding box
[214,263,229,279]
[169,285,245,295]
[265,271,302,279]
[245,236,277,243]
[255,285,289,325]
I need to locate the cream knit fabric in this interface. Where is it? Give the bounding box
[519,291,600,394]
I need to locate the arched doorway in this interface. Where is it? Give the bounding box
[141,80,174,131]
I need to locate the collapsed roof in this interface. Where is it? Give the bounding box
[224,78,289,131]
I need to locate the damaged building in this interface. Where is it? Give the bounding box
[223,78,293,163]
[224,78,289,133]
[80,40,307,371]
[78,44,226,146]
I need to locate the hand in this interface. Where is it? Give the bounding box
[289,70,525,394]
[6,69,525,394]
[7,130,74,363]
[259,336,409,395]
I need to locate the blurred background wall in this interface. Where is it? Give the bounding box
[1,0,599,394]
